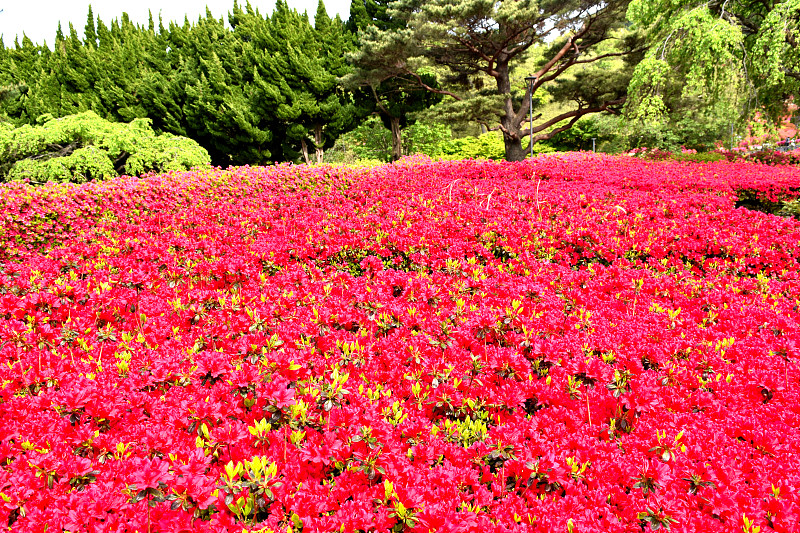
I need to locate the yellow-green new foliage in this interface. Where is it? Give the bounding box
[626,0,800,123]
[439,132,555,160]
[9,146,115,184]
[125,135,212,176]
[0,111,210,184]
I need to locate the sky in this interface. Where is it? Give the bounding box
[0,0,352,46]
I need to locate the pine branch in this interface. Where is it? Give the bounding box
[522,97,627,140]
[405,72,462,100]
[29,142,81,161]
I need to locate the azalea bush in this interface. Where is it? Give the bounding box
[0,155,799,532]
[625,147,728,163]
[727,149,800,166]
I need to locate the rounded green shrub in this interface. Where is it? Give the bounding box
[0,111,211,185]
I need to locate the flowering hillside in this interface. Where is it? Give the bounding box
[0,155,799,532]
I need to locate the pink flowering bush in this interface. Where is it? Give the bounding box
[1,155,799,532]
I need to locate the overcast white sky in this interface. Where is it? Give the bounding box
[0,0,352,46]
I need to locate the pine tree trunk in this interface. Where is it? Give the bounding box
[313,124,324,164]
[390,116,403,161]
[495,61,526,162]
[300,138,310,165]
[503,135,527,161]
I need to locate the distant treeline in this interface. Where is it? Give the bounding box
[0,1,360,166]
[3,0,798,164]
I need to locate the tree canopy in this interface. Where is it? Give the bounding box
[626,0,800,125]
[349,0,643,160]
[0,0,797,164]
[343,0,446,160]
[0,1,358,166]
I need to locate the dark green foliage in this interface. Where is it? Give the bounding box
[345,0,403,34]
[344,0,446,160]
[0,36,55,123]
[328,116,392,162]
[0,2,359,166]
[263,0,358,163]
[541,118,603,152]
[735,187,800,218]
[179,8,274,165]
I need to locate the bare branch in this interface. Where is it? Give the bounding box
[536,45,646,88]
[530,97,626,136]
[405,71,463,100]
[517,113,543,136]
[572,47,645,66]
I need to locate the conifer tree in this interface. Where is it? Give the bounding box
[0,2,361,165]
[181,8,273,165]
[84,5,98,48]
[0,36,50,122]
[356,0,638,161]
[293,0,358,163]
[130,13,186,134]
[344,0,444,160]
[51,22,99,115]
[345,0,402,34]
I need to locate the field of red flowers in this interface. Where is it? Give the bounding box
[0,154,799,532]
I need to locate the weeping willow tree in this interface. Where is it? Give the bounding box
[625,0,800,130]
[751,0,800,114]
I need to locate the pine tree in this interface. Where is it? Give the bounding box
[357,0,637,161]
[344,1,444,161]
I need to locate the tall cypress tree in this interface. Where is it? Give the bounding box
[131,13,186,134]
[258,0,357,163]
[181,8,274,164]
[83,14,149,121]
[0,36,54,122]
[51,22,100,115]
[306,0,358,163]
[84,6,99,48]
